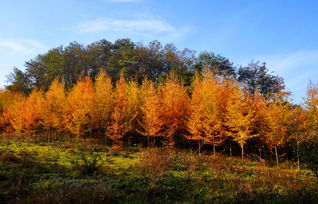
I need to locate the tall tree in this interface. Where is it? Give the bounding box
[106,74,139,147]
[137,80,163,147]
[289,106,311,169]
[304,81,318,134]
[187,74,207,153]
[195,51,236,78]
[238,62,285,98]
[63,77,94,138]
[92,71,114,143]
[4,95,27,134]
[41,79,66,141]
[264,92,291,165]
[226,89,258,161]
[187,71,225,155]
[159,74,189,147]
[6,68,32,94]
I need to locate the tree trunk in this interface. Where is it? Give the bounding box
[213,144,216,157]
[105,135,107,147]
[259,148,262,159]
[198,141,201,155]
[241,144,244,162]
[147,135,150,149]
[297,142,300,170]
[275,146,279,166]
[230,144,232,157]
[48,129,51,143]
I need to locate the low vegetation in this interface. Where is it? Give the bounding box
[0,140,317,203]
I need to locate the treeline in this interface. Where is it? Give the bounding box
[1,38,317,167]
[1,69,318,167]
[7,38,283,97]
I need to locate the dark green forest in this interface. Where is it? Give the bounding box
[7,38,284,96]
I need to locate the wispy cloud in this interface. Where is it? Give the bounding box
[0,39,47,54]
[74,15,192,41]
[76,17,174,33]
[257,50,318,74]
[256,50,318,102]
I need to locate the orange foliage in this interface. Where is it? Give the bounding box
[226,88,258,160]
[5,89,44,135]
[92,71,113,131]
[158,74,189,146]
[187,72,225,153]
[41,79,66,136]
[138,80,163,146]
[106,75,140,146]
[63,77,94,138]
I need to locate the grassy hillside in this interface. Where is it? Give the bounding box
[0,140,317,203]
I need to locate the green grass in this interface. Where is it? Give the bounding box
[0,141,317,203]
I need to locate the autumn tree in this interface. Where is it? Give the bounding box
[289,106,311,169]
[107,75,140,147]
[22,89,45,135]
[5,89,44,136]
[4,96,27,135]
[187,75,207,153]
[92,71,114,144]
[187,71,225,155]
[304,81,318,135]
[264,92,291,165]
[226,88,258,161]
[41,79,66,141]
[0,90,24,133]
[159,74,189,147]
[63,76,94,139]
[137,80,163,147]
[252,90,269,158]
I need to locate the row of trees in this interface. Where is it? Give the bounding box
[1,69,317,167]
[7,38,284,99]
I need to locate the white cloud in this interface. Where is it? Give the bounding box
[75,15,193,42]
[76,17,174,34]
[0,39,47,54]
[0,40,29,53]
[258,50,318,74]
[255,50,318,102]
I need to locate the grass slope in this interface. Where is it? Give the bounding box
[0,141,317,203]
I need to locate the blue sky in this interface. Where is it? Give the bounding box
[0,0,317,103]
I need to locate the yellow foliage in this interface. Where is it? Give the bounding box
[41,79,66,133]
[63,77,94,138]
[159,74,189,146]
[93,71,114,130]
[138,80,163,141]
[226,88,258,158]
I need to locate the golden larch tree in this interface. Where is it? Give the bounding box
[63,76,94,139]
[41,79,66,141]
[304,81,318,134]
[226,88,258,161]
[22,89,45,135]
[187,74,207,153]
[107,75,140,147]
[159,74,189,147]
[264,92,291,165]
[92,71,114,143]
[289,106,311,169]
[4,96,27,135]
[252,90,269,158]
[0,90,24,133]
[187,72,224,154]
[138,80,163,147]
